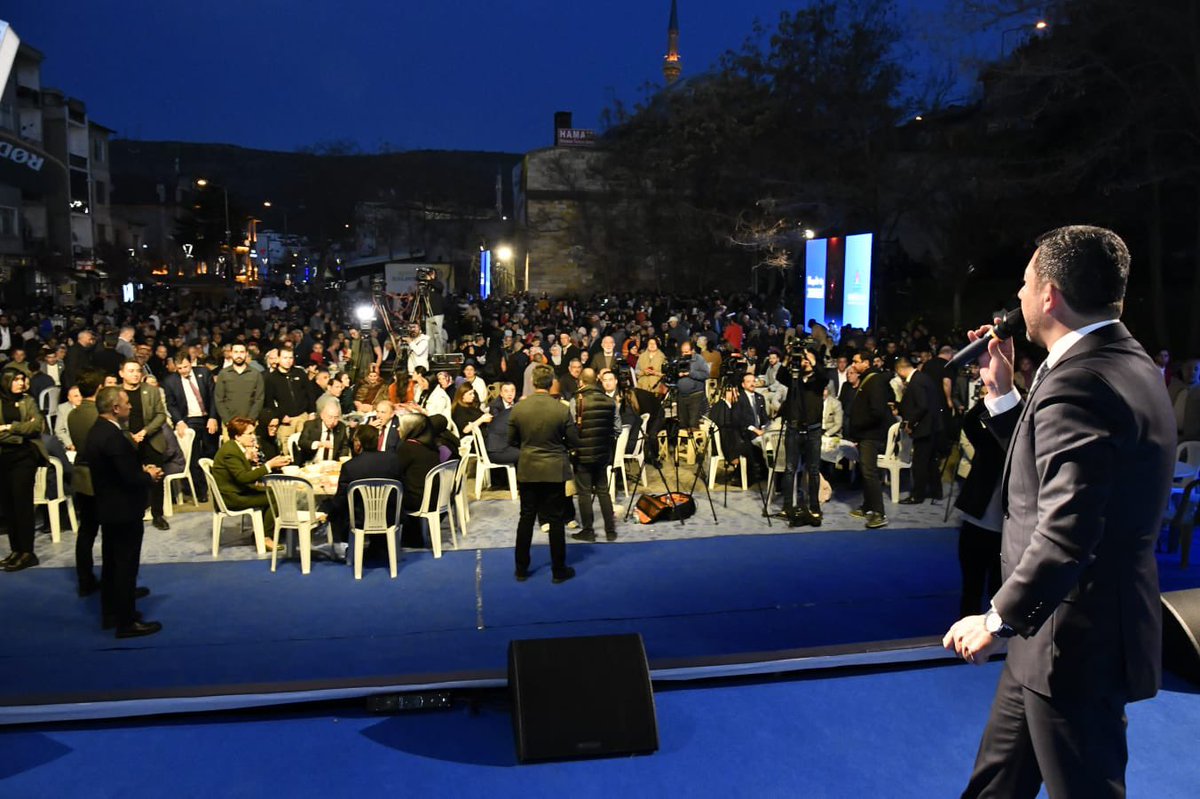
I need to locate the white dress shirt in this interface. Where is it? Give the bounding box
[985,319,1119,416]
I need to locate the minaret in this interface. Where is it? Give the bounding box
[662,0,681,85]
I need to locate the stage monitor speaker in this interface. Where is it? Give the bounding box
[508,633,658,764]
[1162,589,1200,685]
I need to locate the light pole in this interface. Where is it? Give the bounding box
[1001,19,1048,57]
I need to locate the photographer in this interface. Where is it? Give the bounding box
[776,341,829,523]
[674,340,710,434]
[417,269,447,356]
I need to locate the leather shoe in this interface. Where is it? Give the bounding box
[102,611,144,630]
[3,552,38,572]
[135,586,150,599]
[152,517,170,531]
[78,579,101,597]
[605,532,618,542]
[115,620,162,639]
[570,531,596,542]
[898,497,924,505]
[514,570,529,582]
[0,552,16,568]
[808,511,823,527]
[552,567,576,584]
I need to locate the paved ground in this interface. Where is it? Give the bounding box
[24,458,960,570]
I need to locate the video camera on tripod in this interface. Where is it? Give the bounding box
[787,336,821,379]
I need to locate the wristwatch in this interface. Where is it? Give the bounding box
[984,608,1016,639]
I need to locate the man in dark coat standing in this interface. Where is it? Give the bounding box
[83,386,164,638]
[508,364,580,583]
[895,356,943,504]
[569,369,618,543]
[846,351,894,529]
[944,226,1175,798]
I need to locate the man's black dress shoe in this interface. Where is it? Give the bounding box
[78,579,101,597]
[605,532,618,542]
[152,517,170,531]
[808,511,823,527]
[102,611,143,630]
[898,497,924,505]
[135,586,150,599]
[552,567,576,584]
[3,552,38,572]
[0,552,16,568]
[514,570,529,582]
[570,531,596,542]
[116,620,162,639]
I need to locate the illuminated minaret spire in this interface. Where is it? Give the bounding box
[663,0,681,85]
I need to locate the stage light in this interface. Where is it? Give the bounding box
[196,178,209,187]
[1035,20,1048,29]
[804,229,816,240]
[354,304,376,327]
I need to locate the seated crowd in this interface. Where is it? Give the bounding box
[0,285,1194,579]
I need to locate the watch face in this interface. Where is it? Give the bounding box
[985,611,1001,633]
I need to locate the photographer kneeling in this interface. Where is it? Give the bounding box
[776,340,829,525]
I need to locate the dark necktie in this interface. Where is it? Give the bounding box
[188,375,206,415]
[1032,361,1050,391]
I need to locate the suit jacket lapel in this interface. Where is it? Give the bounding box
[999,323,1131,510]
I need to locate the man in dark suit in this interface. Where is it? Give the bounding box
[68,369,106,597]
[83,386,163,638]
[846,350,894,529]
[508,364,580,583]
[733,371,769,463]
[370,399,402,454]
[485,382,520,465]
[62,329,97,390]
[119,359,171,530]
[163,352,219,502]
[328,423,402,546]
[895,356,943,504]
[295,402,351,465]
[943,226,1175,798]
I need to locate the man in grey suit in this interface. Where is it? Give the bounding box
[943,226,1175,798]
[508,364,580,583]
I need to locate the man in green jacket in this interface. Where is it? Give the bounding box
[215,343,265,429]
[508,364,580,583]
[120,359,171,530]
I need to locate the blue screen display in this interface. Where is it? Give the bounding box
[841,233,873,329]
[804,239,827,329]
[480,250,492,298]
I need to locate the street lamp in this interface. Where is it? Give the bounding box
[195,177,231,257]
[1001,20,1049,57]
[495,244,514,261]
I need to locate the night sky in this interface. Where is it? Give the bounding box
[8,1,997,154]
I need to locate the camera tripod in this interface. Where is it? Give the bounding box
[621,383,718,526]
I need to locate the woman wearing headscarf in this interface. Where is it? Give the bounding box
[0,367,48,571]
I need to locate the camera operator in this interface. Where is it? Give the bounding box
[416,269,447,356]
[777,341,829,524]
[673,340,711,436]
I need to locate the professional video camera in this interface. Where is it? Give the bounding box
[415,266,437,286]
[722,352,748,390]
[663,357,691,387]
[787,337,820,379]
[614,363,635,393]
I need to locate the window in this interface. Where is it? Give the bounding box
[0,207,16,238]
[93,138,105,163]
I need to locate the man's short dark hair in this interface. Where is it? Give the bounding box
[532,365,555,390]
[896,356,915,371]
[1033,225,1129,316]
[354,424,379,452]
[77,368,107,398]
[852,349,872,364]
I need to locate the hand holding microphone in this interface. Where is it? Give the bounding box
[949,308,1022,399]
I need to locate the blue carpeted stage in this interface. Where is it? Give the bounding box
[3,661,1199,797]
[3,526,1198,725]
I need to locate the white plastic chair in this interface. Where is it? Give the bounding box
[34,455,77,543]
[406,459,460,559]
[451,454,472,538]
[286,432,301,462]
[611,425,632,496]
[198,457,266,557]
[348,479,402,579]
[163,426,197,517]
[704,419,748,491]
[264,474,331,575]
[878,422,914,504]
[472,426,517,501]
[38,387,61,431]
[1176,442,1200,484]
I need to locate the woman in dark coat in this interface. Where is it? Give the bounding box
[0,367,48,571]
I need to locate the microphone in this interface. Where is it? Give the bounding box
[946,308,1024,372]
